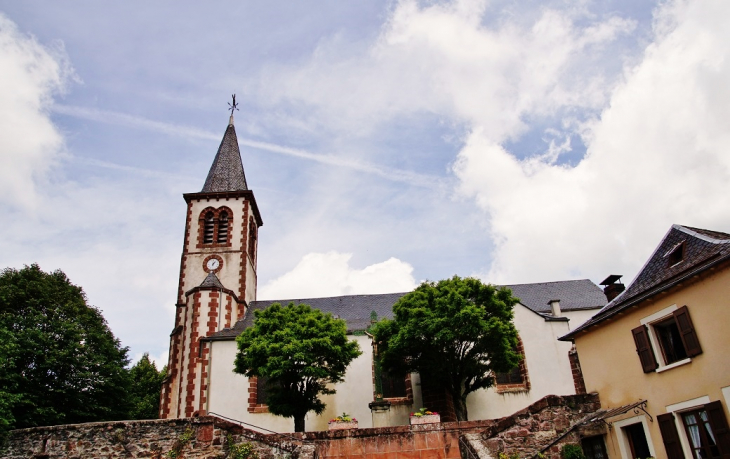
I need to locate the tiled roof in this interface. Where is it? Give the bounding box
[201,122,248,192]
[561,224,730,340]
[209,279,606,340]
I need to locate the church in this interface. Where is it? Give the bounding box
[159,108,611,432]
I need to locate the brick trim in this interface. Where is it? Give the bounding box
[196,206,234,249]
[202,254,224,274]
[568,345,586,394]
[247,376,270,413]
[371,352,414,406]
[495,336,531,394]
[184,292,202,417]
[238,201,249,302]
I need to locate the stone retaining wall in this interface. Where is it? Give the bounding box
[461,393,602,459]
[2,394,601,459]
[2,417,314,459]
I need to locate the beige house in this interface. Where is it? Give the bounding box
[160,113,607,432]
[561,225,730,459]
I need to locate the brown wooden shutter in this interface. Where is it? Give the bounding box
[632,325,658,373]
[673,306,702,357]
[658,413,686,459]
[705,401,730,459]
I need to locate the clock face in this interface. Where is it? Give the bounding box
[206,258,220,271]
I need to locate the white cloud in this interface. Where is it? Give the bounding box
[258,251,417,300]
[251,0,635,140]
[455,0,730,284]
[0,14,72,208]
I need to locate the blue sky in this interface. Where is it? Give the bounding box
[2,0,730,367]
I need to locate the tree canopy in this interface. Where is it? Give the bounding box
[372,275,521,421]
[127,353,167,420]
[234,302,362,432]
[0,264,132,430]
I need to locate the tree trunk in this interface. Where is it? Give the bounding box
[294,414,306,432]
[453,393,468,421]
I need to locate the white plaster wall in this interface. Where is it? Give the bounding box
[207,335,375,433]
[563,309,599,331]
[465,305,585,420]
[207,306,601,430]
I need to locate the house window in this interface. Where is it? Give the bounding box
[667,242,685,267]
[624,422,652,459]
[632,305,702,373]
[581,436,608,459]
[659,400,730,459]
[681,408,721,459]
[655,317,688,364]
[615,416,657,459]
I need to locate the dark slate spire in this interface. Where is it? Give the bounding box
[200,272,225,289]
[201,114,248,192]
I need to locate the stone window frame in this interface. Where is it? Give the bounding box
[495,335,531,394]
[196,206,234,249]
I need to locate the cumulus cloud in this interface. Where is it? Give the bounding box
[258,251,417,300]
[252,0,635,140]
[456,0,730,284]
[0,14,73,208]
[253,0,730,286]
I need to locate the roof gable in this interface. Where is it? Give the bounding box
[561,224,730,340]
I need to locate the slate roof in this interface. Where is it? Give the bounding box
[208,279,606,340]
[201,120,248,192]
[560,225,730,340]
[504,279,606,314]
[199,272,225,289]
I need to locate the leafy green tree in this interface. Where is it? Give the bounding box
[0,264,132,429]
[372,276,521,421]
[128,353,167,420]
[234,303,362,432]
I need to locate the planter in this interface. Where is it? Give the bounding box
[410,414,440,425]
[328,421,358,430]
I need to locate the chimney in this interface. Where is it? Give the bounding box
[548,299,561,317]
[600,275,625,302]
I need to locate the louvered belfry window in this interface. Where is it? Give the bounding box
[203,212,215,244]
[217,211,229,243]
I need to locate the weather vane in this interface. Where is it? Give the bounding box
[228,94,239,115]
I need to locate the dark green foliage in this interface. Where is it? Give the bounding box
[0,264,132,429]
[561,444,587,459]
[234,303,362,432]
[372,275,521,421]
[128,353,167,420]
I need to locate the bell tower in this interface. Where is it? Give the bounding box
[160,98,263,418]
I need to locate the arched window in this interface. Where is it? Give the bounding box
[217,211,229,243]
[203,212,215,244]
[248,218,257,261]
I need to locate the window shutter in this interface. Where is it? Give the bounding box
[658,413,685,459]
[673,306,702,357]
[632,325,658,373]
[705,401,730,459]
